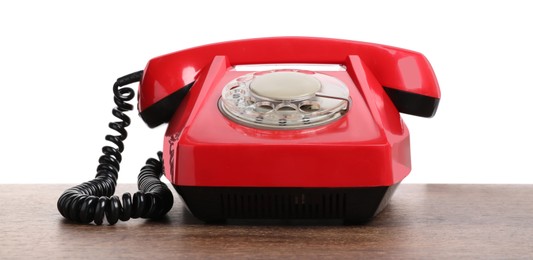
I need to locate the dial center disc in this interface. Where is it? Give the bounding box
[249,71,321,101]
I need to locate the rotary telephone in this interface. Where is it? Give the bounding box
[58,37,440,225]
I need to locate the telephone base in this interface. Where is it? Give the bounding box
[174,183,399,223]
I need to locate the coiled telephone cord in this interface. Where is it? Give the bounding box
[57,71,174,225]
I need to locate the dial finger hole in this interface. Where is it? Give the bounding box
[255,101,274,113]
[275,103,297,112]
[299,101,321,113]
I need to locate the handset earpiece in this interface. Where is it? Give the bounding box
[383,87,439,118]
[139,82,194,128]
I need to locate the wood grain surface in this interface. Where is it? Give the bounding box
[1,184,532,259]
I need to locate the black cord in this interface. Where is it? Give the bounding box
[57,70,174,225]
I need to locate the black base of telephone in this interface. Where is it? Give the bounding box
[174,183,399,224]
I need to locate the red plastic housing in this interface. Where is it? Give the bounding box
[138,37,440,188]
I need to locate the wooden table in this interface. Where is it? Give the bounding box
[1,184,532,259]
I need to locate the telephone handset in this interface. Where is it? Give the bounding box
[139,37,439,128]
[58,37,440,225]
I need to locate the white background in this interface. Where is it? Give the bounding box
[1,0,531,184]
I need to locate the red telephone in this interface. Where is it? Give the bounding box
[58,37,440,225]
